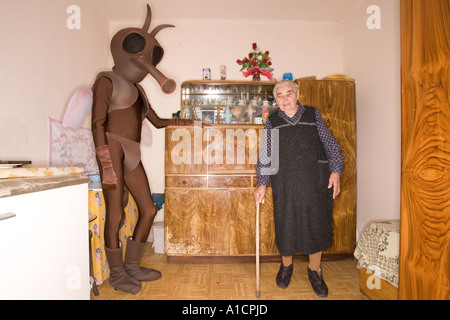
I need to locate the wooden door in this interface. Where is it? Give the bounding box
[400,0,450,300]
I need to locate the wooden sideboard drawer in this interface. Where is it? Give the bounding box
[208,176,252,188]
[166,176,207,188]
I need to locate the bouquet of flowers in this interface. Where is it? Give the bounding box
[236,43,273,80]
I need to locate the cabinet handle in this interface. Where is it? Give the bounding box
[0,212,16,222]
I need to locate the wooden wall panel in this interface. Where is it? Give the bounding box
[297,79,357,253]
[400,0,450,300]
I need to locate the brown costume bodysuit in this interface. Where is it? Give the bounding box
[92,73,169,247]
[91,4,192,294]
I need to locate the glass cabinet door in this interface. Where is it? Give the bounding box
[180,80,279,124]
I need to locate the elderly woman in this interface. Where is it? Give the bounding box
[254,80,343,297]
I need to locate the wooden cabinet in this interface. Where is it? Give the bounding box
[165,124,277,262]
[165,79,356,262]
[297,77,357,254]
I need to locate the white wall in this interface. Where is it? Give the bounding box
[343,0,401,235]
[0,0,110,164]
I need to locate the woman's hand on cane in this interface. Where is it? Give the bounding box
[254,185,266,206]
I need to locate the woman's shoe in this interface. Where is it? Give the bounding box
[307,266,328,297]
[276,263,293,289]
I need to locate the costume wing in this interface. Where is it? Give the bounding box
[63,85,153,148]
[140,119,152,148]
[63,86,93,130]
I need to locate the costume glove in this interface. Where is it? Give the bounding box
[95,145,117,189]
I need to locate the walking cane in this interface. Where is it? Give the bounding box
[255,198,264,298]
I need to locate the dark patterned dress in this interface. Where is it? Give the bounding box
[257,103,344,255]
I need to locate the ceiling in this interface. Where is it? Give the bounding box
[93,0,365,23]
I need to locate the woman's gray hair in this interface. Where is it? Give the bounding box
[273,80,299,97]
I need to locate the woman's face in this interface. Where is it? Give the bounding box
[275,84,298,117]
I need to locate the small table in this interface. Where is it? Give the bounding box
[354,220,399,287]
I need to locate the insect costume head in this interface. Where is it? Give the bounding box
[110,4,176,93]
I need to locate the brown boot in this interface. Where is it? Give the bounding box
[124,239,162,281]
[105,246,141,294]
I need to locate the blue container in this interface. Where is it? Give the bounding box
[152,193,165,211]
[88,174,102,189]
[283,73,293,80]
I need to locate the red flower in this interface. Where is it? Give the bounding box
[252,60,257,66]
[252,43,257,50]
[236,59,242,65]
[243,57,249,63]
[268,61,272,66]
[249,52,253,59]
[262,57,268,63]
[265,51,269,55]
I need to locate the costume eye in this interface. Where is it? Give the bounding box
[152,45,164,66]
[122,32,146,54]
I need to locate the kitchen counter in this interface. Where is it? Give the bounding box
[0,167,88,198]
[0,166,90,299]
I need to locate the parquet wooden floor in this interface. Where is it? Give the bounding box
[91,245,367,300]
